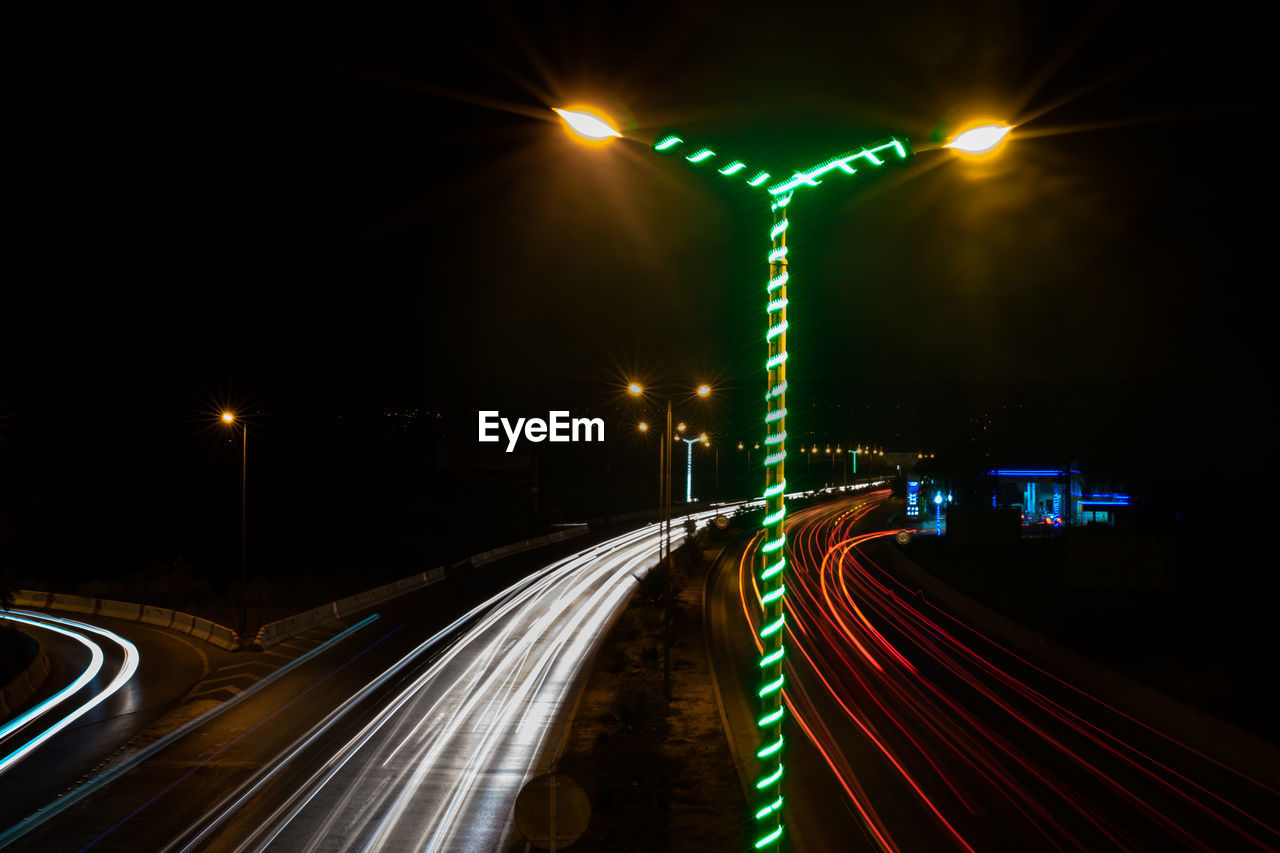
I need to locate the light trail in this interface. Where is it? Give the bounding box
[0,610,140,777]
[0,615,103,743]
[736,495,1280,851]
[170,504,751,852]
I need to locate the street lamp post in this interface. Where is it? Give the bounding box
[629,382,710,697]
[221,412,247,641]
[680,433,709,503]
[652,137,911,850]
[558,107,1008,852]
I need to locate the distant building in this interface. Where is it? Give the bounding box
[986,468,1132,527]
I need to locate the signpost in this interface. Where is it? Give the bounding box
[515,772,591,851]
[906,480,921,519]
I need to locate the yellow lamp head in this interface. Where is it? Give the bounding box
[946,123,1012,155]
[553,107,622,142]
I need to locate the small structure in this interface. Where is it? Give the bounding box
[986,468,1134,528]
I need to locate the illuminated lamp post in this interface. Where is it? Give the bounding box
[629,381,711,696]
[220,412,248,640]
[679,432,710,503]
[557,106,1008,851]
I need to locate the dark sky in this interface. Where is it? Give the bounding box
[5,0,1274,455]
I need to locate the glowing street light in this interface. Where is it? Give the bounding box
[220,412,248,639]
[628,380,712,696]
[946,123,1012,155]
[553,107,622,141]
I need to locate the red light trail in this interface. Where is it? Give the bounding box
[737,493,1280,851]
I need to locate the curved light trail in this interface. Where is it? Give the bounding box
[0,610,140,777]
[737,494,1280,852]
[170,504,747,852]
[0,614,104,743]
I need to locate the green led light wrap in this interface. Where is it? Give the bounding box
[765,137,911,197]
[646,127,913,853]
[652,133,781,193]
[754,193,790,849]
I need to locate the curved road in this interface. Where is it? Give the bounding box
[709,492,1280,852]
[0,609,206,826]
[4,508,729,852]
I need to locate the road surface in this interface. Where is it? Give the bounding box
[4,509,726,851]
[709,492,1280,851]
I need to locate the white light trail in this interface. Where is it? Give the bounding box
[0,610,140,776]
[177,509,727,852]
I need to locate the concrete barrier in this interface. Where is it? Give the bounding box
[468,527,589,567]
[140,605,175,629]
[98,599,142,621]
[1,643,51,718]
[208,624,237,649]
[11,590,51,609]
[50,593,96,615]
[253,568,447,650]
[14,589,241,651]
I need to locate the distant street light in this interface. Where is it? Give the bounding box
[628,381,711,696]
[220,412,248,641]
[681,437,702,503]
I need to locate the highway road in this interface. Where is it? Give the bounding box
[709,491,1280,852]
[0,608,207,826]
[3,508,728,851]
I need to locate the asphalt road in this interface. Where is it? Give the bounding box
[708,492,1280,852]
[0,609,206,826]
[2,509,728,852]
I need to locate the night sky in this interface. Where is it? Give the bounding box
[2,2,1273,588]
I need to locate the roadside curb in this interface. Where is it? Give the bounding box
[702,529,758,803]
[0,637,51,719]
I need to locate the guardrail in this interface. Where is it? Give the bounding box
[467,527,588,566]
[8,590,241,651]
[252,566,446,650]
